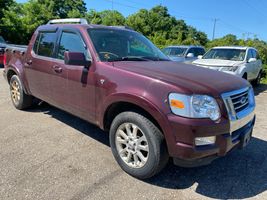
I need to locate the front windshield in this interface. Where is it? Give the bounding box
[162,47,187,57]
[203,48,246,61]
[88,29,169,61]
[0,36,6,44]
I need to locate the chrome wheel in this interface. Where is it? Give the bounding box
[11,80,20,104]
[115,123,149,168]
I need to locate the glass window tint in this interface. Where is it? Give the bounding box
[35,32,57,57]
[198,48,205,56]
[247,49,253,60]
[57,32,87,60]
[169,48,187,56]
[187,48,197,57]
[251,49,260,59]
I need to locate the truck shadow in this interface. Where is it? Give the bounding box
[146,137,267,199]
[27,103,267,199]
[254,83,267,96]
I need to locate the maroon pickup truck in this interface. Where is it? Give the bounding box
[3,18,256,179]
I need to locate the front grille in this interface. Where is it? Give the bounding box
[230,89,249,113]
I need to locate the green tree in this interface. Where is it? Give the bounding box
[126,5,208,47]
[86,10,125,26]
[0,0,15,22]
[38,0,87,18]
[1,0,87,44]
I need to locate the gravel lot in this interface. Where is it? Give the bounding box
[1,68,267,200]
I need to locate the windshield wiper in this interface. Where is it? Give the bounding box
[109,56,152,62]
[108,56,170,62]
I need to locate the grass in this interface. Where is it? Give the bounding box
[261,64,267,84]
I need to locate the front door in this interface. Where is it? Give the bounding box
[55,29,96,122]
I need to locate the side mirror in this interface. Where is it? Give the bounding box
[248,58,256,63]
[64,51,91,68]
[197,55,203,59]
[186,53,194,58]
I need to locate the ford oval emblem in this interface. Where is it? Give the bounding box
[240,96,247,104]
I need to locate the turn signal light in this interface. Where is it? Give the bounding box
[170,99,185,109]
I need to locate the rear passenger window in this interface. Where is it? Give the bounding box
[34,32,57,57]
[57,32,88,60]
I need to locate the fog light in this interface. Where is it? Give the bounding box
[195,136,216,146]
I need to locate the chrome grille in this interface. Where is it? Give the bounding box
[230,89,249,113]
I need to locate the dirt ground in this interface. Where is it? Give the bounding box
[1,68,267,200]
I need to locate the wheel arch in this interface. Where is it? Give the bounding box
[103,101,163,133]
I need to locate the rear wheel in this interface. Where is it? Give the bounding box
[10,75,33,110]
[109,111,169,179]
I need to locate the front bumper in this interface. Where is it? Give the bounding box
[172,115,255,167]
[166,106,255,168]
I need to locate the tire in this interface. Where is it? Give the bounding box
[9,75,33,110]
[252,71,262,87]
[242,73,247,80]
[109,111,169,179]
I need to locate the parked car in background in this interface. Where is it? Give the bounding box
[3,19,256,179]
[0,36,7,67]
[193,46,263,86]
[162,45,205,63]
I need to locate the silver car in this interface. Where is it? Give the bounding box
[162,45,205,63]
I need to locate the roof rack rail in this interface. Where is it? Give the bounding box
[47,18,88,25]
[109,26,133,30]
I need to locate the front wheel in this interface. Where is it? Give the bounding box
[9,75,33,110]
[109,112,169,179]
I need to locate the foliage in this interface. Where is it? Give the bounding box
[86,9,125,26]
[262,64,267,84]
[126,6,208,47]
[0,0,15,22]
[0,0,86,44]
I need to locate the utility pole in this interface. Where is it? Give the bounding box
[212,18,219,40]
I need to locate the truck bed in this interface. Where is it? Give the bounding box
[4,44,28,69]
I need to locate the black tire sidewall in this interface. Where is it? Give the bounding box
[110,112,166,179]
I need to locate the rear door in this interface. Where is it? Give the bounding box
[24,29,60,103]
[252,49,262,78]
[54,28,96,122]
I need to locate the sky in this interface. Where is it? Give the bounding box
[16,0,267,41]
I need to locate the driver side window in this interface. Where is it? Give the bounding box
[57,31,90,60]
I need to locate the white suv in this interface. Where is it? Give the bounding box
[193,46,263,86]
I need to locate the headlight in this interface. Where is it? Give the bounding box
[169,93,221,121]
[220,66,239,72]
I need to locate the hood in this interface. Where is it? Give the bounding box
[112,61,249,97]
[193,58,244,67]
